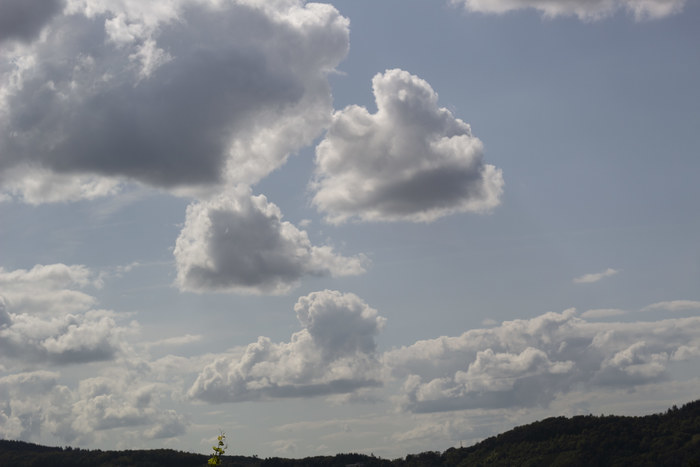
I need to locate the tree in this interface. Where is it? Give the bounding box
[208,433,227,466]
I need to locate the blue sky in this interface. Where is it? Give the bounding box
[0,0,699,458]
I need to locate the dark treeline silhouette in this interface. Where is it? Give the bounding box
[2,399,699,466]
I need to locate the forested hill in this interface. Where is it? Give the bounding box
[1,399,699,466]
[436,399,700,466]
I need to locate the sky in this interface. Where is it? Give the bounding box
[0,0,699,459]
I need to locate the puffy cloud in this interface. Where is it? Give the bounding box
[0,264,99,314]
[642,300,700,312]
[449,0,686,21]
[385,308,700,413]
[0,371,73,441]
[573,267,619,284]
[0,263,95,288]
[174,189,366,294]
[0,264,133,367]
[0,369,188,444]
[0,0,349,201]
[0,166,122,204]
[312,68,503,223]
[189,290,385,402]
[0,0,64,44]
[71,375,187,439]
[0,306,132,366]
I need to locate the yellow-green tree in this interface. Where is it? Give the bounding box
[207,433,226,465]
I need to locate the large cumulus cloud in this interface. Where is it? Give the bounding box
[312,69,504,223]
[189,290,386,402]
[0,0,349,202]
[450,0,686,21]
[174,189,366,294]
[385,308,700,413]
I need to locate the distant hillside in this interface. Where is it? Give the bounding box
[1,399,699,466]
[434,399,700,466]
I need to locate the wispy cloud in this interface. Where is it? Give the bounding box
[580,308,627,319]
[450,0,686,21]
[573,268,619,284]
[643,300,700,312]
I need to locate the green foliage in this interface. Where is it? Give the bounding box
[208,433,227,466]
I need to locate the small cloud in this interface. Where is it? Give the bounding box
[144,334,203,350]
[450,0,685,21]
[581,308,627,319]
[573,268,619,284]
[481,318,498,326]
[642,300,700,312]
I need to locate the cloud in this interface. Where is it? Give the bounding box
[573,267,619,284]
[0,166,122,204]
[0,0,349,201]
[0,371,72,441]
[0,369,188,444]
[71,374,187,439]
[312,68,503,223]
[0,264,100,314]
[449,0,686,21]
[0,264,133,367]
[385,309,700,413]
[143,334,202,350]
[0,298,133,367]
[189,290,386,402]
[642,300,700,312]
[580,308,627,319]
[0,0,65,44]
[174,189,366,295]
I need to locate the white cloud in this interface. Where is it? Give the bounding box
[0,0,349,201]
[385,309,700,413]
[312,68,503,224]
[580,308,627,319]
[0,369,188,444]
[573,267,619,284]
[174,189,366,295]
[0,371,73,441]
[71,374,187,438]
[642,300,700,312]
[143,334,203,350]
[450,0,686,21]
[0,263,95,288]
[0,264,134,367]
[0,309,132,365]
[0,264,100,314]
[0,166,123,205]
[188,290,386,402]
